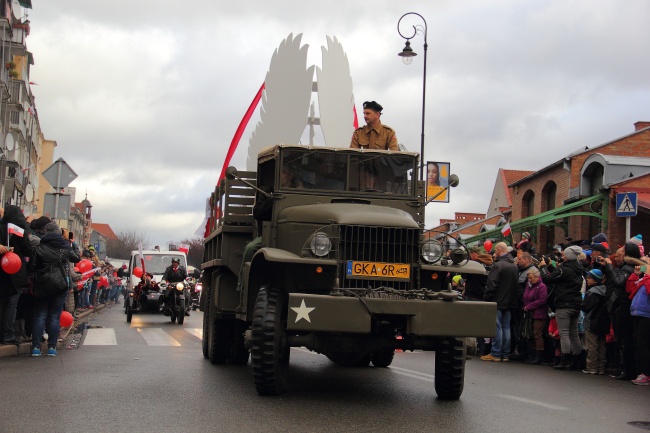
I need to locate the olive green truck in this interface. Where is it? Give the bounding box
[200,144,496,399]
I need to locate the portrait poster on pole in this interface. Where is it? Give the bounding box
[427,161,450,203]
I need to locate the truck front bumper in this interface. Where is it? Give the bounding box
[286,293,497,337]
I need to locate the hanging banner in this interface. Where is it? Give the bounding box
[427,161,450,203]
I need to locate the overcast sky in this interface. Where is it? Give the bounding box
[25,0,650,248]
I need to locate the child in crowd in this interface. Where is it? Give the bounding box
[547,310,561,366]
[581,269,609,374]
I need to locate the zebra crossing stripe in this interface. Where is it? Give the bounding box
[83,328,117,345]
[185,328,202,339]
[137,328,181,346]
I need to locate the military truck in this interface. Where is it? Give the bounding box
[200,144,496,399]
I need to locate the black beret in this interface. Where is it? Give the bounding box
[591,244,607,253]
[363,101,383,112]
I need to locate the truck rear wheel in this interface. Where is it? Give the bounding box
[371,349,395,368]
[201,284,210,358]
[251,285,289,395]
[434,337,466,400]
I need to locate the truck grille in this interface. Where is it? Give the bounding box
[338,225,420,291]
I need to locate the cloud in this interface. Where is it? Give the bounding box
[24,0,650,248]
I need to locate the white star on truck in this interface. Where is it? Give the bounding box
[290,299,315,323]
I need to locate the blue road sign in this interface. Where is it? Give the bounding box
[616,192,637,217]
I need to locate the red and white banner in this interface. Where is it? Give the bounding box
[501,223,511,237]
[7,223,24,237]
[138,242,146,273]
[178,243,189,254]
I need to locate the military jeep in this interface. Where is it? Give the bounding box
[200,144,496,399]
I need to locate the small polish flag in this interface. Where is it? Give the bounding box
[501,223,511,237]
[178,243,190,254]
[8,223,24,237]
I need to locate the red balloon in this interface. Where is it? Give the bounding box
[132,267,143,278]
[78,259,92,273]
[483,240,493,252]
[60,311,74,328]
[99,275,109,287]
[1,252,22,274]
[73,267,80,273]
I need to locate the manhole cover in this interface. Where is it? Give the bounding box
[629,421,650,430]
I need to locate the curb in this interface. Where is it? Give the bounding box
[0,303,108,358]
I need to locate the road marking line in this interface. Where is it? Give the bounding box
[390,369,435,383]
[137,328,181,346]
[293,347,319,356]
[83,328,117,345]
[495,394,567,411]
[185,328,202,339]
[390,366,436,379]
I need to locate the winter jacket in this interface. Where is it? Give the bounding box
[522,278,548,320]
[0,205,34,296]
[30,233,80,297]
[462,254,493,299]
[517,264,538,305]
[605,257,643,303]
[540,259,583,310]
[581,283,610,336]
[484,254,519,309]
[630,276,650,319]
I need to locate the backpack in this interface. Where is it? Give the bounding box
[30,245,68,298]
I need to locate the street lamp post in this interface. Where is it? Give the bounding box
[397,12,428,181]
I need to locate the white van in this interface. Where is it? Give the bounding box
[128,250,188,289]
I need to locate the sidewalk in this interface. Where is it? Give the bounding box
[0,303,109,358]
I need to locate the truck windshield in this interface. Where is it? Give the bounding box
[280,149,416,196]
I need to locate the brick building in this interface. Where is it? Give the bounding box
[466,121,650,254]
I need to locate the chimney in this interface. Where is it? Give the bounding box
[634,121,650,131]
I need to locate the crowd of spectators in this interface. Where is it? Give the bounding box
[456,232,650,386]
[0,206,124,357]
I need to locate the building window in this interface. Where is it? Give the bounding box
[522,190,535,218]
[582,162,604,196]
[542,181,557,212]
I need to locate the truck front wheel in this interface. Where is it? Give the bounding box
[434,337,466,400]
[251,285,289,395]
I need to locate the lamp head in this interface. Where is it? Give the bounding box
[398,40,417,65]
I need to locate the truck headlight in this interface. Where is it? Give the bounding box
[176,283,184,291]
[421,240,443,264]
[310,232,332,257]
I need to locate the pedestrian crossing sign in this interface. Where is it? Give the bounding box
[616,192,637,217]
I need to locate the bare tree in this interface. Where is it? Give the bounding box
[107,228,151,260]
[176,237,205,268]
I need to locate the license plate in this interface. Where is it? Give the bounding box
[346,261,411,279]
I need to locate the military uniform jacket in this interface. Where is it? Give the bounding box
[350,122,398,150]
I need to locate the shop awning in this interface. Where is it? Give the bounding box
[463,193,609,245]
[18,1,32,8]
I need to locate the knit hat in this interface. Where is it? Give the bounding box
[44,221,60,234]
[552,245,562,252]
[592,233,608,244]
[587,269,604,282]
[629,234,644,256]
[522,232,531,239]
[563,245,583,260]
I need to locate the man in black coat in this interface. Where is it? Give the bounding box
[482,242,519,362]
[462,246,493,356]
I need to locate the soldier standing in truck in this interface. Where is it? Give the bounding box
[350,101,399,150]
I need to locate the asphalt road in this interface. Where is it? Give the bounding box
[0,302,648,433]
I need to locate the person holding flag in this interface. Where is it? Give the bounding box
[0,205,34,345]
